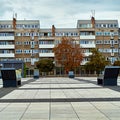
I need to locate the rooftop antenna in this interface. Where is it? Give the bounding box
[91,10,95,17]
[15,13,17,19]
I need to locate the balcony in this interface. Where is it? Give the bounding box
[80,35,95,39]
[81,61,88,65]
[39,53,54,57]
[0,53,15,57]
[0,36,14,40]
[111,53,114,56]
[39,37,55,40]
[80,44,95,48]
[0,45,15,49]
[84,52,92,57]
[39,44,55,48]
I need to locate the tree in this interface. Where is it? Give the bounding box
[85,48,110,75]
[36,58,54,75]
[113,60,120,66]
[53,37,83,73]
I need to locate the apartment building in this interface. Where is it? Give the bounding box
[77,17,96,65]
[39,26,79,59]
[0,16,119,75]
[77,17,119,64]
[0,18,40,71]
[0,20,15,60]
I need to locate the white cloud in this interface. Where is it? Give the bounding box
[0,0,120,28]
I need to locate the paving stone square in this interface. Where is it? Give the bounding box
[0,77,120,120]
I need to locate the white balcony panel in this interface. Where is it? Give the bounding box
[0,53,15,57]
[80,35,95,39]
[81,61,88,65]
[0,45,15,49]
[39,37,55,40]
[39,53,54,57]
[84,52,92,57]
[0,36,14,40]
[39,44,55,48]
[80,44,96,48]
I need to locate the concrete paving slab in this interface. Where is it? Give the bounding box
[0,77,120,120]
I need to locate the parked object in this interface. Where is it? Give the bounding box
[1,68,21,87]
[33,69,40,79]
[97,66,120,86]
[68,71,75,78]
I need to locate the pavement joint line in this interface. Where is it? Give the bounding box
[0,102,11,112]
[49,78,52,120]
[19,102,31,120]
[61,83,81,120]
[90,102,111,120]
[17,87,102,90]
[1,98,120,103]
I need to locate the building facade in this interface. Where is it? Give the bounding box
[0,17,119,76]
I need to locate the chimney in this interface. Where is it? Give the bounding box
[52,25,55,37]
[91,16,95,28]
[13,17,16,29]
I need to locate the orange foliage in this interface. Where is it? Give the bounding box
[53,37,84,73]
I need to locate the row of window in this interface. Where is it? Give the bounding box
[39,49,53,53]
[98,48,118,53]
[55,32,79,37]
[0,24,39,29]
[0,33,14,36]
[16,41,38,45]
[80,32,94,35]
[15,49,39,54]
[80,40,94,44]
[15,58,39,62]
[16,24,39,29]
[0,31,118,37]
[0,41,14,45]
[78,23,118,28]
[96,32,118,36]
[15,32,39,36]
[96,40,118,44]
[83,57,118,63]
[96,24,118,28]
[0,50,14,53]
[16,49,53,54]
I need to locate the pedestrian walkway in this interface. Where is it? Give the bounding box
[0,77,120,120]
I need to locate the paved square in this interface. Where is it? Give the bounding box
[0,77,120,120]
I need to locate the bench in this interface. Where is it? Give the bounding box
[97,66,120,86]
[1,68,21,87]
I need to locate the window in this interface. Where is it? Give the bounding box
[16,41,22,45]
[104,40,110,44]
[80,40,89,44]
[15,49,22,54]
[96,32,103,36]
[96,40,103,44]
[114,40,118,44]
[24,50,31,54]
[114,24,118,28]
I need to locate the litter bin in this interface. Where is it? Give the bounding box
[33,69,39,79]
[68,71,74,78]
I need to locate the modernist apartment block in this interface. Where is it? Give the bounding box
[77,17,119,64]
[0,18,40,69]
[0,17,119,73]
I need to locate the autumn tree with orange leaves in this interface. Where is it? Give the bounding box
[53,37,84,74]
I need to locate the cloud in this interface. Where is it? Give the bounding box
[0,0,120,28]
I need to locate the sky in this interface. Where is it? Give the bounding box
[0,0,120,28]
